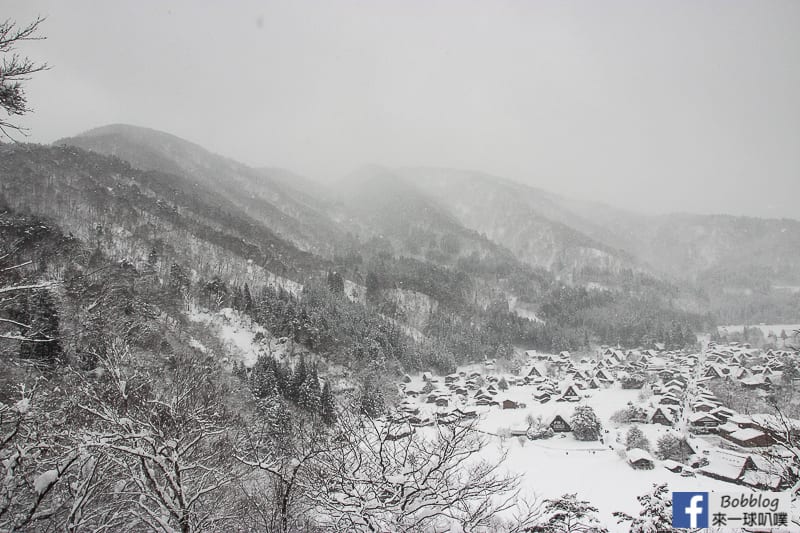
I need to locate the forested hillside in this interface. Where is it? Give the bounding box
[0,137,709,367]
[57,124,351,256]
[394,166,800,323]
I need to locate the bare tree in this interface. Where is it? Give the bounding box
[305,412,540,532]
[236,402,542,532]
[78,340,240,533]
[0,381,91,533]
[235,410,330,533]
[0,231,58,344]
[0,17,49,139]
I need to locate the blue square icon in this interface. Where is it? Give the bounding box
[673,492,709,528]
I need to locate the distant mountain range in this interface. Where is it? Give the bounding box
[0,123,792,324]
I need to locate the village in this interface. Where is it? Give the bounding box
[389,341,799,522]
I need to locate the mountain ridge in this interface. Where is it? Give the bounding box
[49,124,800,323]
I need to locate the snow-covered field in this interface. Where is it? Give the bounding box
[400,365,755,529]
[187,306,276,366]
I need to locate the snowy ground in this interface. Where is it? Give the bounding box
[187,306,290,366]
[508,296,544,324]
[401,364,759,529]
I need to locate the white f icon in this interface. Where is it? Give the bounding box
[684,494,704,527]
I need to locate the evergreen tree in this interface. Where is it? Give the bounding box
[231,287,243,311]
[613,483,672,533]
[168,262,191,299]
[298,364,322,412]
[251,355,278,399]
[570,405,602,441]
[360,380,385,418]
[625,425,650,451]
[320,380,337,425]
[327,271,345,295]
[243,283,253,312]
[654,433,691,462]
[365,271,381,304]
[290,354,308,402]
[274,358,292,396]
[19,289,63,363]
[539,493,607,533]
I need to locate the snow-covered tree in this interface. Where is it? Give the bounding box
[297,364,321,413]
[625,425,651,451]
[319,380,336,425]
[526,414,554,440]
[24,288,63,361]
[571,406,602,441]
[359,379,385,418]
[79,341,238,533]
[251,354,280,399]
[613,483,689,533]
[654,432,691,462]
[0,383,82,531]
[306,414,542,532]
[289,355,308,402]
[0,17,49,139]
[534,493,607,533]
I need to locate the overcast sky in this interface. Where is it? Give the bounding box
[6,0,800,219]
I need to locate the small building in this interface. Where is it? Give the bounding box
[688,412,720,431]
[692,401,717,413]
[527,364,545,379]
[595,369,614,383]
[502,399,521,410]
[698,450,758,484]
[662,459,684,473]
[649,407,675,426]
[725,428,773,448]
[627,448,655,470]
[534,392,551,404]
[559,384,581,402]
[716,421,741,436]
[659,394,681,406]
[454,408,477,419]
[547,413,572,432]
[709,406,735,422]
[689,412,720,426]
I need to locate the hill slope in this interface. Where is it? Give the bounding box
[56,124,349,256]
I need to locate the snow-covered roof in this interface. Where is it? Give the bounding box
[626,448,653,463]
[717,422,740,433]
[728,428,766,442]
[688,412,718,423]
[700,450,750,480]
[728,413,752,425]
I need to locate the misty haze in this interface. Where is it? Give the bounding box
[1,2,799,532]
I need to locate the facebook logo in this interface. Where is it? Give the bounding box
[673,492,709,528]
